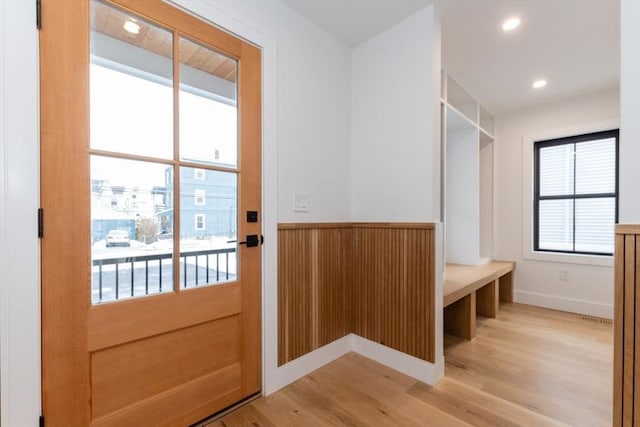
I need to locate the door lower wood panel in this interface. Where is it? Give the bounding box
[91,316,240,420]
[277,223,435,366]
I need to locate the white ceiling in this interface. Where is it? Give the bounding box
[282,0,433,47]
[283,0,620,115]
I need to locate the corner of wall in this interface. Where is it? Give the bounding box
[433,222,445,371]
[350,4,441,222]
[263,335,352,396]
[350,335,444,386]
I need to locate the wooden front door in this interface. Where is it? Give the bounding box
[40,1,262,425]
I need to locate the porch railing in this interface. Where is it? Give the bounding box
[92,247,236,303]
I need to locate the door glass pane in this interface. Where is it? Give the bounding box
[179,167,237,288]
[90,0,173,159]
[179,37,238,167]
[538,199,574,252]
[91,156,173,304]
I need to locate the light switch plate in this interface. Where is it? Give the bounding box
[293,191,309,212]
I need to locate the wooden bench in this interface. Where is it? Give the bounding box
[443,261,515,340]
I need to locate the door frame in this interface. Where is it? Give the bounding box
[0,1,42,426]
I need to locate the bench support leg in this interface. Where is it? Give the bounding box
[444,292,476,340]
[477,279,499,318]
[499,271,514,303]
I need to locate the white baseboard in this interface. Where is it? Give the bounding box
[514,290,613,319]
[350,334,444,386]
[264,335,352,395]
[264,334,444,396]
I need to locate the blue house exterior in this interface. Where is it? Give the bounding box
[159,166,237,239]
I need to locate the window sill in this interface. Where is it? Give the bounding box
[523,249,613,267]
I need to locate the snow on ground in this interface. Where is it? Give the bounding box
[92,236,235,258]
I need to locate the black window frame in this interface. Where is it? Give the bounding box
[534,129,619,256]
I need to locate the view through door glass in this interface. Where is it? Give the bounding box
[89,0,239,304]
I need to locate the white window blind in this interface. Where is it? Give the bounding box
[535,131,617,255]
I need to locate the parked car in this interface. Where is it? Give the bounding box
[106,229,130,247]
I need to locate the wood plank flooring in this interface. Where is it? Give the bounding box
[204,303,613,426]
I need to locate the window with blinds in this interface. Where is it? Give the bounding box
[534,129,619,256]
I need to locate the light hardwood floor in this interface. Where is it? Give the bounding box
[205,303,612,426]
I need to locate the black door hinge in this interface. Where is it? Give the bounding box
[39,415,45,427]
[38,208,44,238]
[36,0,42,30]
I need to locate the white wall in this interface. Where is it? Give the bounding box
[479,137,493,259]
[620,0,640,223]
[446,128,480,264]
[351,6,441,222]
[0,0,41,425]
[494,88,620,318]
[184,0,353,223]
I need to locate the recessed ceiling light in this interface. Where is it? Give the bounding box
[123,20,140,35]
[502,17,521,31]
[532,79,547,89]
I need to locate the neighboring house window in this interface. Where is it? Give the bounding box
[195,214,205,230]
[194,189,205,205]
[534,129,618,256]
[194,168,205,180]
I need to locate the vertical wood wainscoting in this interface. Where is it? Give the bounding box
[352,224,435,362]
[278,223,435,366]
[277,224,353,365]
[614,224,640,426]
